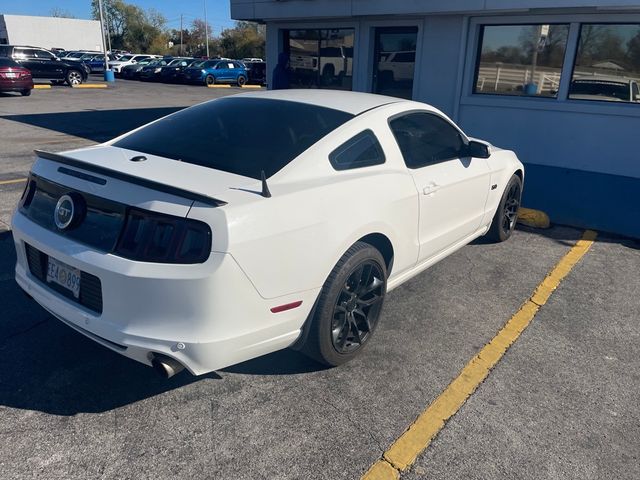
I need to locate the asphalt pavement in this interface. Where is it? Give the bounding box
[0,80,638,480]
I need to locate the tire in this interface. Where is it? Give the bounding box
[66,69,83,86]
[301,242,387,367]
[21,89,31,96]
[486,174,523,242]
[236,75,247,87]
[205,74,215,86]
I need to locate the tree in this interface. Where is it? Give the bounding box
[219,22,265,60]
[91,0,170,53]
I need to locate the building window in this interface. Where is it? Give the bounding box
[569,24,640,103]
[284,29,354,90]
[474,24,570,97]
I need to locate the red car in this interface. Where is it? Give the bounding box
[0,58,33,96]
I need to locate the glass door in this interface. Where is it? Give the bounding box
[372,27,418,99]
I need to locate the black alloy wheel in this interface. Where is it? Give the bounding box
[301,242,387,367]
[487,174,523,242]
[331,261,385,354]
[502,180,521,235]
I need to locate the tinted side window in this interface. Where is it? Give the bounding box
[35,50,55,60]
[389,113,464,168]
[15,49,38,59]
[329,130,385,171]
[0,45,12,57]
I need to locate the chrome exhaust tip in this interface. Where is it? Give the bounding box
[151,354,185,379]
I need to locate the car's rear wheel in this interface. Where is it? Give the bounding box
[487,174,522,242]
[66,69,83,86]
[205,74,215,86]
[237,75,247,87]
[302,242,387,367]
[21,89,31,96]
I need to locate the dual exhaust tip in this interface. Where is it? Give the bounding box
[151,353,185,379]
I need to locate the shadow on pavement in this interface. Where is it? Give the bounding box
[222,349,328,376]
[1,107,184,143]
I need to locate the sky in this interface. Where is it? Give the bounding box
[1,0,235,34]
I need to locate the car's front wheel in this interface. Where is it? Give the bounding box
[237,75,247,87]
[302,242,387,367]
[205,74,215,86]
[66,69,83,86]
[487,174,522,242]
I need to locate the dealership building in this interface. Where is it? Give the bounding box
[231,0,640,238]
[0,15,102,51]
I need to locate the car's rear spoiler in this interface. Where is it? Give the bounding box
[34,150,227,207]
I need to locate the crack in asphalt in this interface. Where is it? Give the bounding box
[0,319,49,347]
[318,397,386,454]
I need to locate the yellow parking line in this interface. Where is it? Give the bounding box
[207,84,231,88]
[72,84,108,89]
[240,85,263,88]
[33,85,52,89]
[362,229,598,479]
[0,178,27,186]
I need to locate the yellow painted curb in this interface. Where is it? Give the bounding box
[33,85,52,89]
[207,84,231,88]
[72,84,108,89]
[240,84,262,88]
[517,207,551,229]
[362,229,597,479]
[0,178,27,186]
[362,461,399,480]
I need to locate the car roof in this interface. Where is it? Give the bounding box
[233,89,405,115]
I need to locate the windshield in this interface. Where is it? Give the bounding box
[119,55,134,61]
[570,80,630,101]
[113,97,354,179]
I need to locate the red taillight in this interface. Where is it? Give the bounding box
[270,301,303,313]
[115,208,212,264]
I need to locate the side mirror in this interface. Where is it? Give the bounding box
[465,140,491,159]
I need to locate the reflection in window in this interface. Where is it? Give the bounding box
[474,24,569,97]
[374,27,418,100]
[284,29,354,90]
[570,24,640,103]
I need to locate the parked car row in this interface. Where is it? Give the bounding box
[120,56,266,86]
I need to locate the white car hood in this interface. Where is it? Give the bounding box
[41,145,257,203]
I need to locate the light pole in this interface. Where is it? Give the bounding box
[204,0,209,57]
[97,0,114,81]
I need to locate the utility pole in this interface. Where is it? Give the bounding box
[97,0,111,80]
[105,8,112,54]
[204,0,209,58]
[180,14,183,55]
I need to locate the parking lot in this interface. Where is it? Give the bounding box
[1,81,639,480]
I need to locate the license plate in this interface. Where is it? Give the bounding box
[3,73,17,78]
[46,257,81,298]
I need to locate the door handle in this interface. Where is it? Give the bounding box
[422,182,440,195]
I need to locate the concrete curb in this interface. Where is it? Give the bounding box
[517,207,551,229]
[33,85,52,89]
[207,84,264,89]
[72,84,108,89]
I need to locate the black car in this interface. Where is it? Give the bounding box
[159,58,200,83]
[243,60,266,85]
[121,58,156,80]
[138,58,173,81]
[0,45,89,85]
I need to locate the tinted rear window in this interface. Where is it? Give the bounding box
[113,97,353,179]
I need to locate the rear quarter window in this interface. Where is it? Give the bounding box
[329,130,386,171]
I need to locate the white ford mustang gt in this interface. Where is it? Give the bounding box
[12,90,524,378]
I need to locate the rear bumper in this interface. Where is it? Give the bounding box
[0,79,33,90]
[12,212,319,375]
